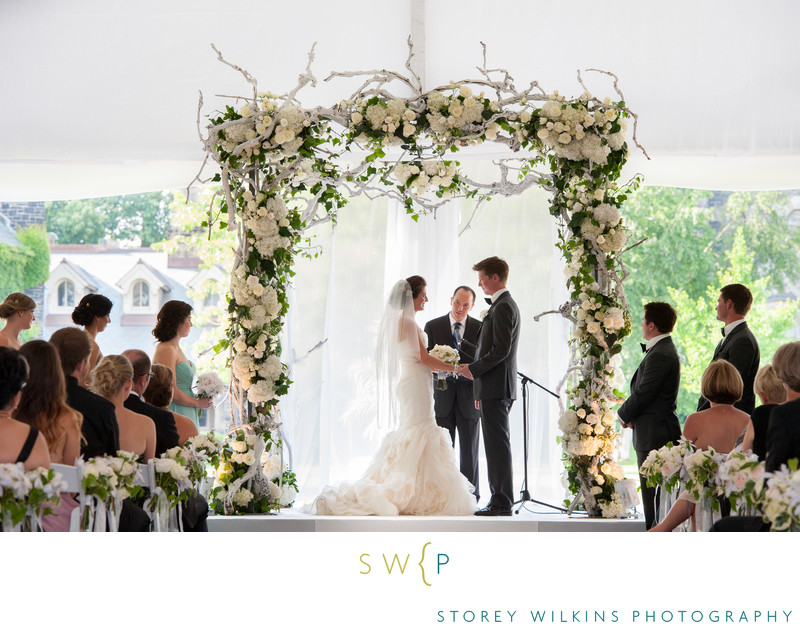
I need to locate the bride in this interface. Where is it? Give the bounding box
[313,276,477,516]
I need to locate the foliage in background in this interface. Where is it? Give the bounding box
[0,224,50,297]
[45,191,171,246]
[619,188,799,422]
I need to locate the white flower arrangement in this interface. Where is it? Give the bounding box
[0,463,67,531]
[761,464,800,531]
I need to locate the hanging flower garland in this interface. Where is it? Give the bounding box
[196,40,647,516]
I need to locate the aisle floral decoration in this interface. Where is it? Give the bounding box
[0,463,66,531]
[81,451,140,531]
[761,461,800,531]
[197,40,647,517]
[716,450,765,513]
[640,440,693,494]
[683,447,728,511]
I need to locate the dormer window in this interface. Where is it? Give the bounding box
[57,279,75,307]
[203,292,220,308]
[133,280,150,308]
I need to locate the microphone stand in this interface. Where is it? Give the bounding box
[513,371,568,515]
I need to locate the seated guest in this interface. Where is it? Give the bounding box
[649,360,750,532]
[50,328,149,531]
[0,293,37,350]
[71,294,113,387]
[712,342,800,532]
[0,347,50,469]
[15,340,83,531]
[121,350,180,456]
[92,355,156,462]
[741,364,786,460]
[144,364,199,445]
[50,327,118,459]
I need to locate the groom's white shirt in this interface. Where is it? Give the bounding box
[723,318,746,337]
[488,287,508,303]
[645,333,671,351]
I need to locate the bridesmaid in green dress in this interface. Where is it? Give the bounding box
[151,300,212,426]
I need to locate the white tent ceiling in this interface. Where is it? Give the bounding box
[2,0,799,201]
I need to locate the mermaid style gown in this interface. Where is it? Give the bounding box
[313,331,477,516]
[169,360,198,426]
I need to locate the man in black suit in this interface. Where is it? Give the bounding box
[697,283,760,414]
[50,327,150,532]
[121,349,179,457]
[424,286,481,500]
[617,302,682,530]
[460,256,520,516]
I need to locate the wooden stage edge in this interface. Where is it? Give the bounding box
[207,507,645,532]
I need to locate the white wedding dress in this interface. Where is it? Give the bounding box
[312,327,477,516]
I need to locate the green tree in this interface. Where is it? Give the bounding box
[619,187,799,421]
[45,191,171,246]
[17,225,50,289]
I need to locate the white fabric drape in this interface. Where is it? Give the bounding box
[284,167,570,507]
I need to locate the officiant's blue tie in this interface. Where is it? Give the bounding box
[453,321,462,350]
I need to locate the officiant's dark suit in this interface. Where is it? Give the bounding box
[425,304,482,500]
[617,303,681,530]
[697,285,760,415]
[462,257,520,515]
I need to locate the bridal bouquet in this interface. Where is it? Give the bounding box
[194,371,227,404]
[430,344,460,390]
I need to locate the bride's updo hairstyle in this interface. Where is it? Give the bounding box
[405,275,426,299]
[91,354,134,399]
[71,294,112,327]
[152,300,193,342]
[0,293,36,319]
[701,359,743,405]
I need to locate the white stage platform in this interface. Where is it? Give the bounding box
[208,507,645,532]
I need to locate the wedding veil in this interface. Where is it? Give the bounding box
[375,279,419,430]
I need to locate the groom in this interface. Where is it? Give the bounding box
[459,256,520,516]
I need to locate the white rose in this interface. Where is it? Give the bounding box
[230,440,248,453]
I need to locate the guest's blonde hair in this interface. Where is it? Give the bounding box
[701,359,743,405]
[0,292,36,318]
[754,364,787,404]
[91,354,134,399]
[772,342,800,392]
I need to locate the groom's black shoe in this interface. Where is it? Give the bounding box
[474,505,512,516]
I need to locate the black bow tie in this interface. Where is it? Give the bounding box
[640,343,648,354]
[485,297,492,306]
[721,327,726,338]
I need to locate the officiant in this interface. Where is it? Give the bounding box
[424,286,482,500]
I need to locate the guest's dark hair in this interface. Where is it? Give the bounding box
[16,340,82,449]
[719,284,753,316]
[452,286,476,304]
[0,347,29,409]
[472,256,509,282]
[71,293,113,327]
[405,276,426,300]
[0,292,36,319]
[122,349,151,380]
[701,359,743,405]
[152,300,193,342]
[643,302,677,334]
[143,364,174,408]
[49,327,92,376]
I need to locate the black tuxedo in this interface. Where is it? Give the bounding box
[617,336,681,529]
[424,313,481,499]
[66,375,119,459]
[65,376,150,531]
[469,291,520,509]
[697,321,760,414]
[124,393,180,457]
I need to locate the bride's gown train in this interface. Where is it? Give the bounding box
[313,333,477,516]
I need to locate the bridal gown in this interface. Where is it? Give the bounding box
[313,331,477,516]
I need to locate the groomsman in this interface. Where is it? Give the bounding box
[617,302,682,530]
[459,256,520,516]
[697,284,760,414]
[424,286,482,500]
